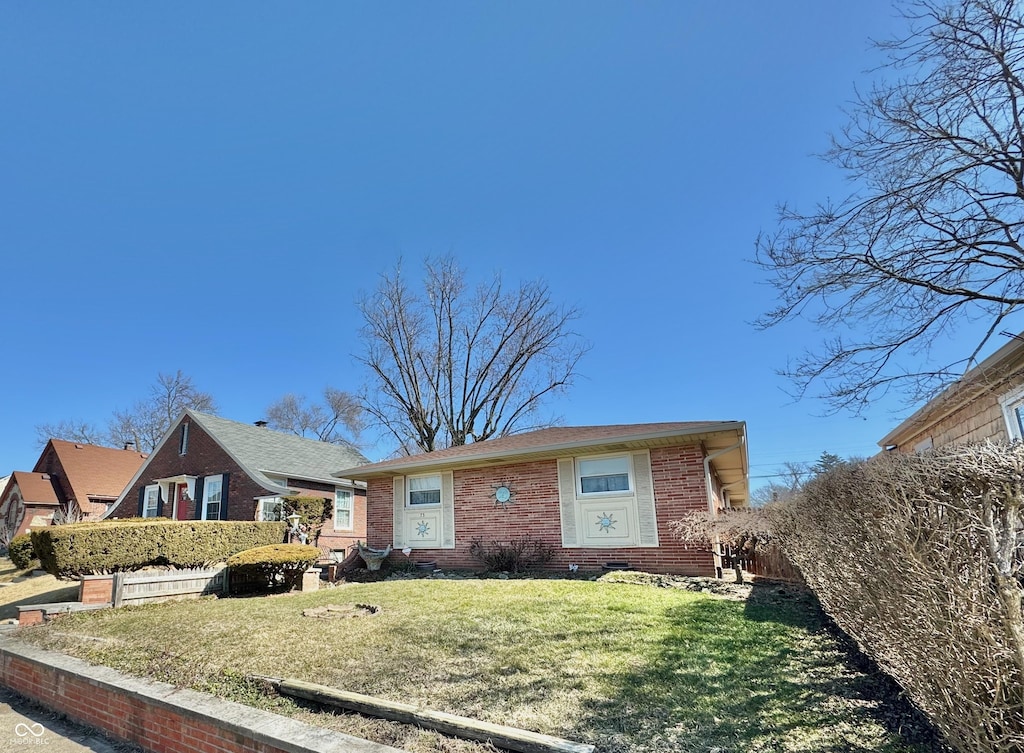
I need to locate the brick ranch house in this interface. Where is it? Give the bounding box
[1,440,148,538]
[105,410,370,552]
[334,421,749,576]
[879,332,1024,452]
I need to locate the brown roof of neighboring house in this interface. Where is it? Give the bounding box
[36,440,148,515]
[9,471,60,506]
[335,421,747,487]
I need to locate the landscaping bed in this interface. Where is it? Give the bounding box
[16,575,944,753]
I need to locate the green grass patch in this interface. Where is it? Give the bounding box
[21,578,940,753]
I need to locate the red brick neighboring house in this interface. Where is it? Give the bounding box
[0,440,148,538]
[105,410,370,552]
[333,421,749,577]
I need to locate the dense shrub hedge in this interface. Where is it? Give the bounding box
[8,533,35,570]
[770,443,1024,753]
[31,520,287,578]
[282,495,332,544]
[227,543,320,592]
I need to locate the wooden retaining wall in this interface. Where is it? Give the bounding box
[80,567,227,607]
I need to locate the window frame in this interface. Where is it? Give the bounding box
[201,474,223,521]
[334,488,354,530]
[142,484,160,518]
[999,384,1024,441]
[258,496,284,522]
[178,423,189,455]
[406,473,442,508]
[575,453,634,497]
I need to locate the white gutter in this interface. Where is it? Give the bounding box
[703,435,745,515]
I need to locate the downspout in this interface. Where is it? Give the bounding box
[703,435,746,578]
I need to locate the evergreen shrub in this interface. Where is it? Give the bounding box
[31,520,287,578]
[227,543,320,593]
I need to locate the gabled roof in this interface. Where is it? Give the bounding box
[335,421,749,505]
[7,471,60,506]
[187,410,370,489]
[39,440,148,507]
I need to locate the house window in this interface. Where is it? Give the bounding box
[143,485,160,518]
[335,489,353,530]
[179,423,189,455]
[202,475,223,520]
[407,474,442,507]
[577,455,632,495]
[259,497,284,522]
[999,385,1024,440]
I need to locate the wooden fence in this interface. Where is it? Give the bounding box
[109,566,228,607]
[722,544,802,582]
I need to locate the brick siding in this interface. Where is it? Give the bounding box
[0,639,400,753]
[367,445,715,576]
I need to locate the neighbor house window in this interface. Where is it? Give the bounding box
[407,474,442,506]
[335,489,353,529]
[179,423,189,455]
[202,475,223,520]
[143,484,160,518]
[259,497,284,522]
[999,385,1024,441]
[577,455,632,495]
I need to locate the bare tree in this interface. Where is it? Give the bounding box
[671,507,774,583]
[108,370,217,452]
[358,256,588,453]
[266,387,362,445]
[34,419,105,448]
[756,0,1024,412]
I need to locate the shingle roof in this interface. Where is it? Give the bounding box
[335,421,744,478]
[188,410,369,488]
[9,471,60,506]
[41,440,148,515]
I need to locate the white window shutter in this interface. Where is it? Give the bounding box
[557,458,579,547]
[393,476,406,548]
[632,451,659,547]
[441,471,455,549]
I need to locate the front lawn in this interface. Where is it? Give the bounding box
[20,576,940,753]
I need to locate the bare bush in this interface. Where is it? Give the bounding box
[671,507,773,584]
[768,444,1024,753]
[468,535,555,574]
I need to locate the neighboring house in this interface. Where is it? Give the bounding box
[879,333,1024,452]
[333,421,749,577]
[0,440,148,538]
[105,410,370,552]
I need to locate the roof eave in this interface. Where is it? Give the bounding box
[335,422,747,479]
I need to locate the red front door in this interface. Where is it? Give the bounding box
[176,484,190,520]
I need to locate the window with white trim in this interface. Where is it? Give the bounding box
[999,385,1024,440]
[202,475,223,520]
[334,488,353,530]
[178,423,189,455]
[577,455,632,495]
[407,474,442,507]
[143,484,160,518]
[258,497,284,522]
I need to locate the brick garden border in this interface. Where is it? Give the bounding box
[0,636,403,753]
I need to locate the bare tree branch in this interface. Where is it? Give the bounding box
[265,388,363,445]
[358,255,589,452]
[757,0,1024,412]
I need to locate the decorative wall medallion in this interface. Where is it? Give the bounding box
[596,512,617,533]
[493,484,514,508]
[415,520,431,537]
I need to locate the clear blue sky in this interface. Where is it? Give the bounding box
[3,2,1016,490]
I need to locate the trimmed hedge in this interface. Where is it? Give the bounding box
[31,520,288,578]
[227,544,320,592]
[8,533,35,570]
